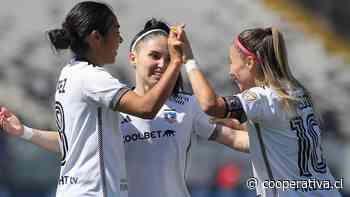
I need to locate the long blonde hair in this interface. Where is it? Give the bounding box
[237,27,308,112]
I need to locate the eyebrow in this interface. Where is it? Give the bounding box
[148,50,170,58]
[148,50,161,54]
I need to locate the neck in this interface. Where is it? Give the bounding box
[134,74,151,96]
[86,51,105,66]
[240,82,255,92]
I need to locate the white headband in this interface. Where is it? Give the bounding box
[130,29,168,52]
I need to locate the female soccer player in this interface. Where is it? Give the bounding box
[120,18,248,197]
[2,15,249,196]
[0,1,184,197]
[183,27,342,196]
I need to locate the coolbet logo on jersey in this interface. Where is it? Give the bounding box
[123,129,177,143]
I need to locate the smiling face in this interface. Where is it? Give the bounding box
[228,44,257,92]
[100,17,123,64]
[130,35,169,89]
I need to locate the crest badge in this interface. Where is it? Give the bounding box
[164,109,177,124]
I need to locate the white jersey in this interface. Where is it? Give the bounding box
[236,87,341,197]
[120,93,216,197]
[55,60,130,197]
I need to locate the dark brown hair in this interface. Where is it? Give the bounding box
[47,1,116,60]
[130,18,183,96]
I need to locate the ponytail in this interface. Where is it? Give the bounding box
[47,29,71,50]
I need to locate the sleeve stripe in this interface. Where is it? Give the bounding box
[109,87,130,110]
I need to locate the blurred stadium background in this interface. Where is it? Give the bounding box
[0,0,349,196]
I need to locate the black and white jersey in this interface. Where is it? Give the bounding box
[55,60,129,197]
[236,87,341,197]
[121,93,216,197]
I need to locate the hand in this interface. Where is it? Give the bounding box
[0,107,24,137]
[181,30,194,63]
[168,24,185,65]
[210,117,245,130]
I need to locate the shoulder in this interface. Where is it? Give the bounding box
[83,64,110,75]
[81,65,119,86]
[244,86,270,95]
[239,87,264,102]
[236,87,275,116]
[239,87,280,102]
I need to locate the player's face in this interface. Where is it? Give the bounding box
[229,45,256,91]
[100,17,123,64]
[134,36,170,88]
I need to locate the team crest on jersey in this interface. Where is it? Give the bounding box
[242,90,257,102]
[164,109,177,124]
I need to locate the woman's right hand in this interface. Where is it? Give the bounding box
[0,107,24,137]
[168,25,185,65]
[181,30,194,63]
[210,118,246,130]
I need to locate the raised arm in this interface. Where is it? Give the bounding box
[0,107,60,153]
[116,25,184,119]
[181,31,227,118]
[187,68,227,117]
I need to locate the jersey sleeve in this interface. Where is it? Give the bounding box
[235,88,266,122]
[191,97,217,139]
[82,67,130,110]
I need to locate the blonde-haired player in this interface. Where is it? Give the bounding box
[183,27,342,197]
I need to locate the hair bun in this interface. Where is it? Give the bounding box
[47,29,71,50]
[263,27,272,35]
[144,18,158,29]
[144,18,170,33]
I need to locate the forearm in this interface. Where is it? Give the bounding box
[146,62,181,107]
[213,125,250,153]
[187,66,226,117]
[0,111,61,153]
[229,130,249,153]
[30,128,61,153]
[117,61,182,119]
[140,61,182,116]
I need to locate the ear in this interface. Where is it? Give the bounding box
[128,52,137,67]
[86,30,102,47]
[245,56,256,70]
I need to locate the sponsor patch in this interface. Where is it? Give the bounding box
[123,129,177,143]
[242,90,257,102]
